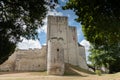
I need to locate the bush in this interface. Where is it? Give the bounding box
[95,70,102,76]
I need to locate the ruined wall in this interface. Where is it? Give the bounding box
[0,46,47,71]
[0,51,17,71]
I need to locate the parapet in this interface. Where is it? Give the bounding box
[69,26,77,31]
[48,15,68,23]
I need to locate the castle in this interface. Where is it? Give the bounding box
[0,16,88,73]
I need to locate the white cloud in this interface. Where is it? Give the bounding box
[17,38,41,49]
[48,10,63,16]
[80,39,90,50]
[80,39,91,62]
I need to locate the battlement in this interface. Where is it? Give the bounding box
[48,16,67,24]
[69,26,77,32]
[16,46,46,52]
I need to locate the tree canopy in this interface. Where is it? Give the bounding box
[0,0,57,64]
[63,0,120,73]
[63,0,120,45]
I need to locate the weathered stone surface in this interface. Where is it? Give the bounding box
[0,46,47,71]
[0,16,88,73]
[47,39,64,75]
[47,16,88,75]
[77,45,88,69]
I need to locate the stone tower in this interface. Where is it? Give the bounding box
[47,16,88,75]
[47,38,64,75]
[47,16,67,75]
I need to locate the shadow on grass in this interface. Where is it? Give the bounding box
[0,64,95,77]
[0,71,47,75]
[64,63,95,77]
[0,71,25,75]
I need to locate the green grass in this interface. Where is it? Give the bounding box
[29,71,47,76]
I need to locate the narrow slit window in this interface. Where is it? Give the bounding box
[57,49,59,52]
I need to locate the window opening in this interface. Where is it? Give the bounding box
[57,49,59,52]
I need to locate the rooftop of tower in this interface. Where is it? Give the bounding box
[48,15,68,21]
[48,15,67,18]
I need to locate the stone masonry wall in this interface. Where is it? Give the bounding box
[47,39,64,75]
[0,46,47,71]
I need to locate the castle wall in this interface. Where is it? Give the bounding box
[0,46,47,71]
[0,51,17,71]
[77,45,88,70]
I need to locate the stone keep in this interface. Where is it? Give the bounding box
[47,16,67,75]
[0,16,88,72]
[47,16,88,75]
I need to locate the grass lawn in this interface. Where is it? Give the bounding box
[0,64,120,80]
[0,72,120,80]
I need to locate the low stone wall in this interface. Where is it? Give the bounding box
[0,46,47,71]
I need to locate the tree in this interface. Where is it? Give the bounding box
[63,0,120,73]
[89,43,120,73]
[0,0,57,64]
[63,0,120,45]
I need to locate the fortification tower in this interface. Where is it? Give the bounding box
[47,16,67,75]
[0,16,88,72]
[47,16,88,75]
[47,38,64,75]
[47,16,68,57]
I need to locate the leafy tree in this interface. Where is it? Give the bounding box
[0,0,57,64]
[63,0,120,73]
[89,43,120,73]
[107,43,120,73]
[63,0,120,46]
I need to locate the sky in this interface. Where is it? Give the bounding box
[17,0,90,61]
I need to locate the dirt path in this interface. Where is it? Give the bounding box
[0,72,120,80]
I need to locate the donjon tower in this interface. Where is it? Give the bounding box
[47,16,88,75]
[0,16,88,73]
